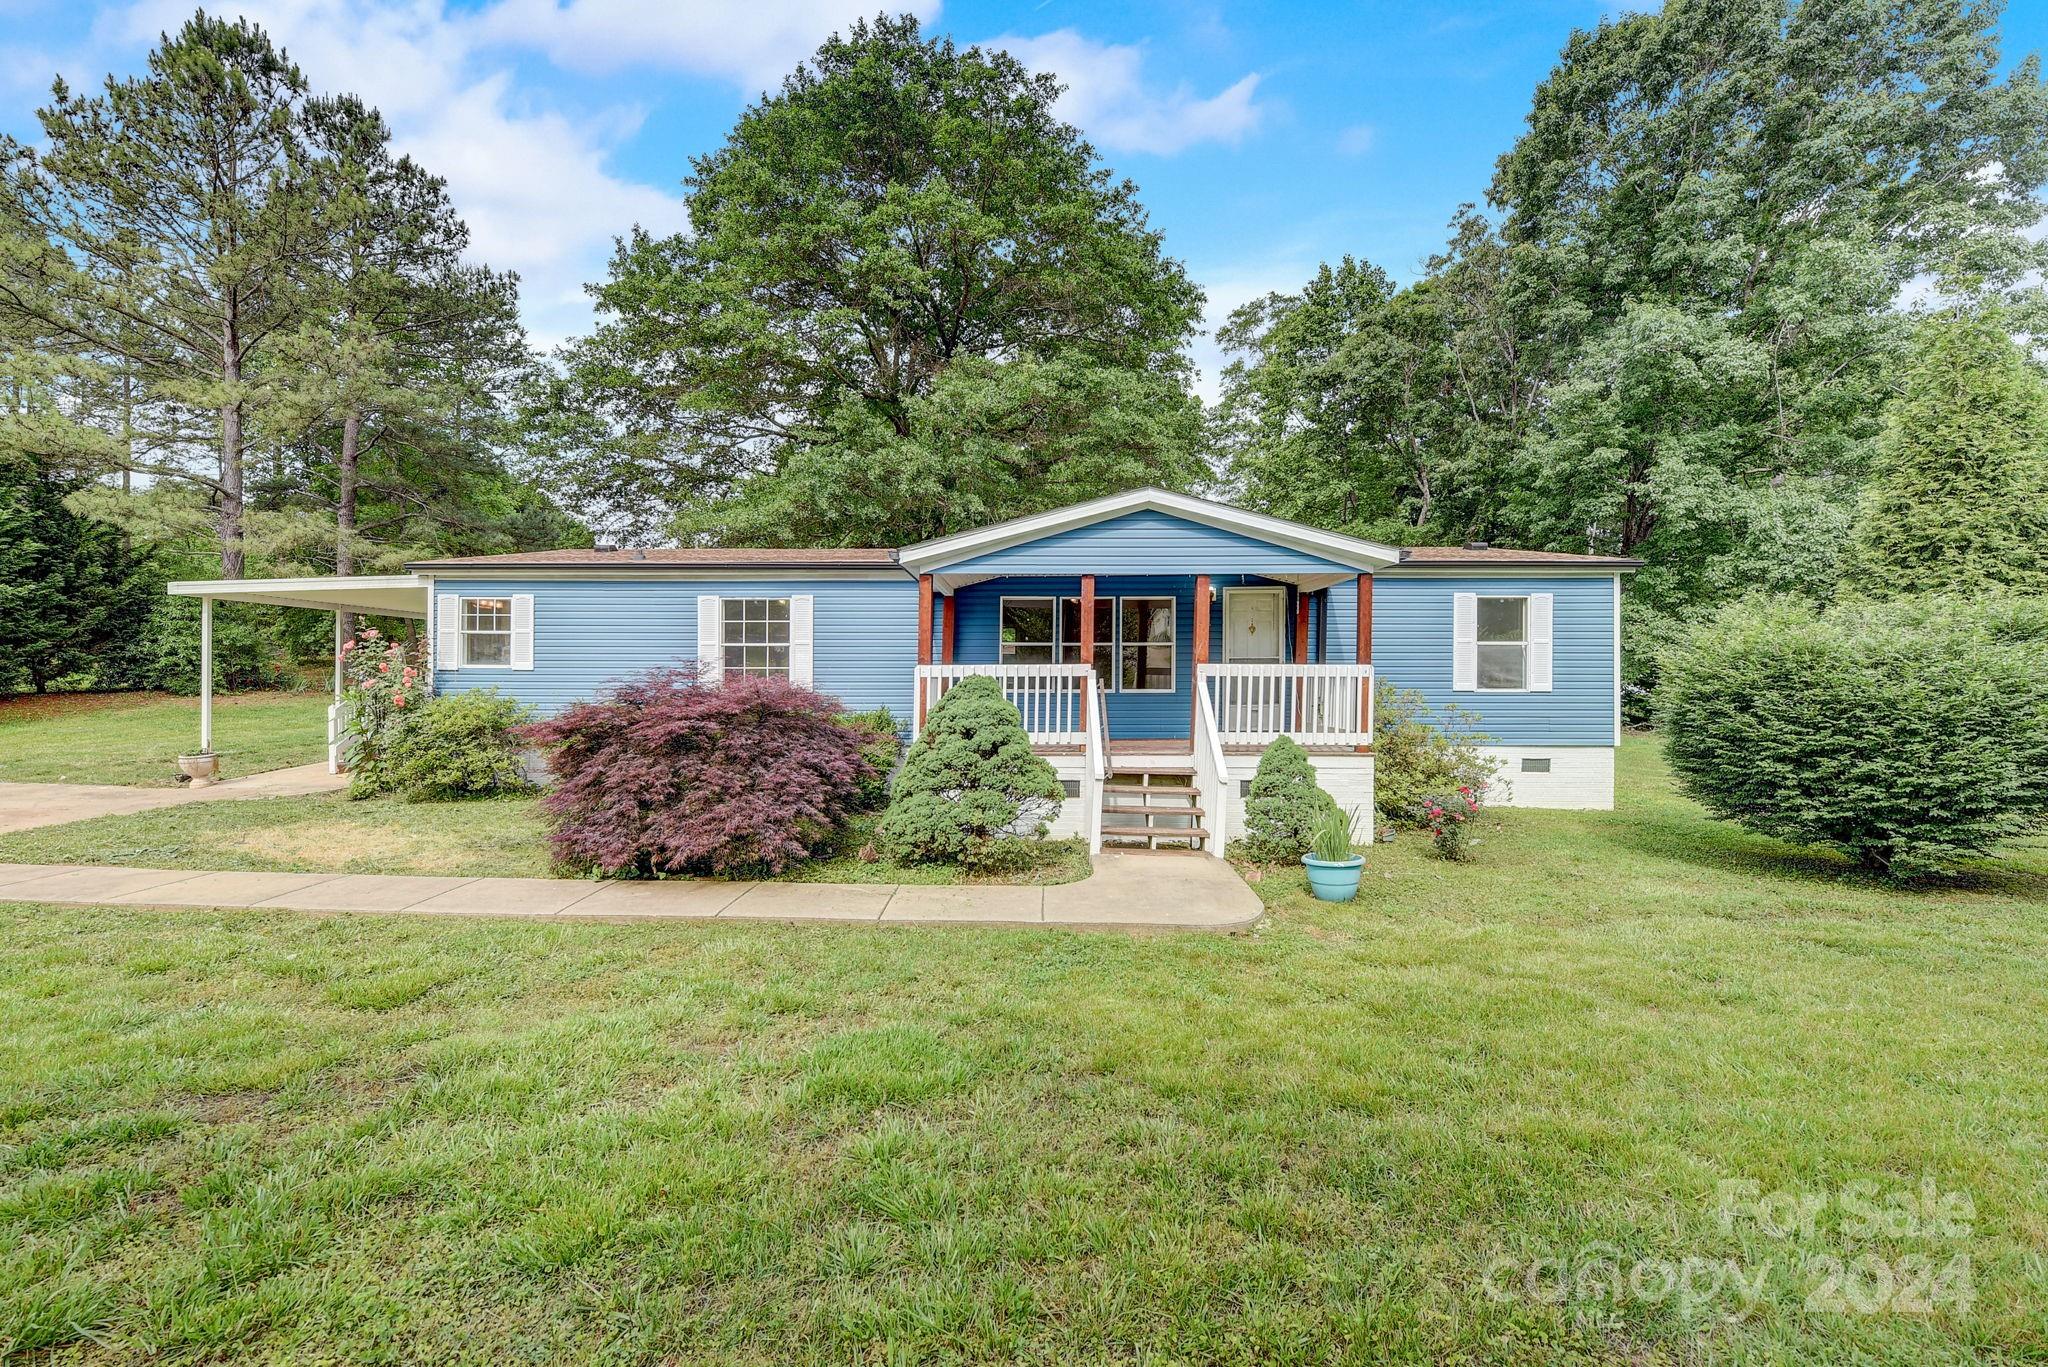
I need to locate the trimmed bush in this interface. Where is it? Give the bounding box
[1372,681,1498,825]
[878,676,1064,864]
[838,707,904,811]
[1659,594,2048,877]
[378,691,535,802]
[1236,736,1336,863]
[521,669,871,877]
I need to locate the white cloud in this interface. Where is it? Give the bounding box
[1335,123,1374,157]
[992,29,1264,157]
[478,0,939,95]
[100,0,688,350]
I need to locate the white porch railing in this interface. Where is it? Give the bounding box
[326,700,351,775]
[913,663,1092,743]
[1199,663,1374,746]
[1084,673,1108,853]
[1192,680,1231,859]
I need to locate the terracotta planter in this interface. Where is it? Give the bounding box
[177,752,220,784]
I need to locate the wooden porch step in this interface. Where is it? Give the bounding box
[1102,803,1206,818]
[1101,825,1211,841]
[1107,764,1194,777]
[1101,782,1198,797]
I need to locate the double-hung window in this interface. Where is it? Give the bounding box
[1476,596,1528,690]
[461,597,512,667]
[1119,597,1175,693]
[1001,595,1137,689]
[723,597,791,677]
[1059,596,1115,689]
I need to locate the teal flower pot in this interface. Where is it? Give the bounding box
[1301,853,1365,902]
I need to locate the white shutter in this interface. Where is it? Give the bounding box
[696,594,724,683]
[510,594,534,671]
[436,594,460,671]
[1452,592,1478,691]
[789,594,814,686]
[1527,592,1554,692]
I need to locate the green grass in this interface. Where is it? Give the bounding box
[0,691,332,787]
[0,800,1090,886]
[1,739,2045,1362]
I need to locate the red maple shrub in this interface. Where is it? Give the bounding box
[519,668,872,877]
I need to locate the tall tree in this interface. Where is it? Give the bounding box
[548,13,1206,544]
[1849,311,2048,596]
[0,12,335,576]
[266,94,523,626]
[0,455,150,692]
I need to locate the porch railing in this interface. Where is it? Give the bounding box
[1199,663,1374,746]
[913,663,1092,743]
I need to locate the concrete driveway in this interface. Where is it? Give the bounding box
[0,763,348,835]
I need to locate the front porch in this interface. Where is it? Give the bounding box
[907,571,1378,859]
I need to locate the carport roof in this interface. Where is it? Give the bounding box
[166,574,430,619]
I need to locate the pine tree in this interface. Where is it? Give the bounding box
[0,457,150,692]
[0,13,335,577]
[1850,313,2048,598]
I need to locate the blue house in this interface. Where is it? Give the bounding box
[171,489,1637,855]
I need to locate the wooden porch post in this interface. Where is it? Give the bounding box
[1190,574,1210,740]
[940,593,956,664]
[1078,575,1096,731]
[916,574,934,727]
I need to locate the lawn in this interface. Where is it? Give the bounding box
[0,798,1091,886]
[0,691,332,787]
[2,739,2044,1362]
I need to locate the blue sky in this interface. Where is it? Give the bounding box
[5,0,2044,398]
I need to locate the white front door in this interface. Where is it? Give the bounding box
[1224,587,1286,663]
[1222,588,1287,732]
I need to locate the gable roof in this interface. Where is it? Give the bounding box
[897,488,1403,573]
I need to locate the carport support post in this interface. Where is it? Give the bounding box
[198,596,213,754]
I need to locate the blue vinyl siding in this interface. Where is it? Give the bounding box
[1349,574,1618,745]
[429,575,920,721]
[947,510,1354,577]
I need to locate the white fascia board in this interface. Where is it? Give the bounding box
[897,488,1402,572]
[417,567,913,582]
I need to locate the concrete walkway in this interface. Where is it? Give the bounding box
[0,851,1264,932]
[0,763,348,835]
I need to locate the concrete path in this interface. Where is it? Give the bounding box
[0,763,348,835]
[0,851,1264,932]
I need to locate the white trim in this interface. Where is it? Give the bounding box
[1527,592,1553,693]
[435,594,460,671]
[789,594,814,686]
[169,573,428,618]
[1452,592,1478,691]
[510,594,535,671]
[1613,575,1624,745]
[456,595,516,670]
[898,488,1402,572]
[1472,594,1533,693]
[997,594,1060,664]
[422,567,908,583]
[1117,594,1177,694]
[696,594,723,682]
[1220,586,1287,664]
[1376,566,1630,579]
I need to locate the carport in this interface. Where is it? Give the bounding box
[166,575,430,773]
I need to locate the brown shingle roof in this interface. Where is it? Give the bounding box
[1398,546,1642,568]
[409,547,900,570]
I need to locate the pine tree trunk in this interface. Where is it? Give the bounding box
[219,317,246,579]
[337,406,360,640]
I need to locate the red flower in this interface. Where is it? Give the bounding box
[392,694,407,708]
